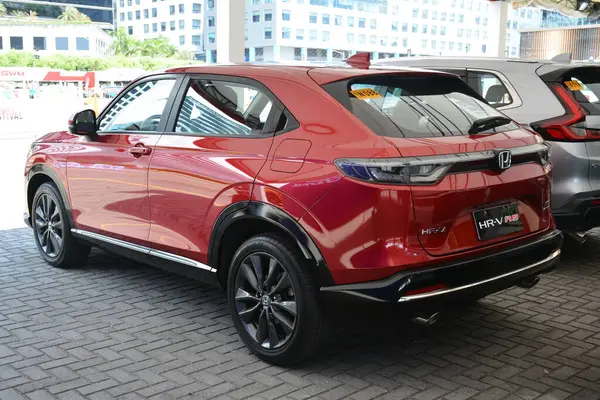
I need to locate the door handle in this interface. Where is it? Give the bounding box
[128,145,152,156]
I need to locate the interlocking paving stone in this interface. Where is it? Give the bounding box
[1,227,600,399]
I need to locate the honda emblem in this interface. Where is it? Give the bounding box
[496,150,512,170]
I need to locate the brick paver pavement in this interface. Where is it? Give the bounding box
[1,227,599,400]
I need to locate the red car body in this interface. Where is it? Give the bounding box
[25,63,561,307]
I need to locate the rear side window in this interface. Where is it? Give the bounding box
[322,74,518,138]
[562,70,600,115]
[466,71,513,108]
[175,78,274,136]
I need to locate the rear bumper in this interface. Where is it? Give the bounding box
[553,190,600,231]
[320,229,562,304]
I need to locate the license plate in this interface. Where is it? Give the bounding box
[473,203,523,241]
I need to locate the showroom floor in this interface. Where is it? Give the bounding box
[0,227,599,400]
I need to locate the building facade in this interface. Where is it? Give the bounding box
[202,0,542,63]
[520,25,600,61]
[0,23,112,57]
[115,0,205,58]
[3,0,114,26]
[505,6,543,58]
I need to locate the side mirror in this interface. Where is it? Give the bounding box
[68,109,97,136]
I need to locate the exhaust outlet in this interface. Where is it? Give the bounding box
[566,231,587,244]
[517,276,540,289]
[412,312,440,326]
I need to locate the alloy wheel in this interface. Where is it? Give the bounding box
[234,252,297,349]
[34,194,63,258]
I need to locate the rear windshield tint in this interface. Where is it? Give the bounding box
[562,69,600,115]
[322,75,518,138]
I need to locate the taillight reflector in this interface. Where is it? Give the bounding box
[404,284,447,297]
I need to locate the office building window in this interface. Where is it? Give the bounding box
[282,10,291,21]
[76,37,89,51]
[193,3,201,13]
[359,34,366,44]
[296,29,304,40]
[208,16,215,27]
[179,20,184,29]
[310,12,317,23]
[253,11,260,22]
[440,41,445,50]
[476,16,480,25]
[193,35,202,45]
[179,4,184,13]
[391,37,398,47]
[119,0,124,6]
[380,36,387,46]
[264,10,272,21]
[402,38,408,47]
[411,24,417,33]
[127,11,132,20]
[402,22,408,32]
[322,31,330,41]
[192,19,201,29]
[252,0,260,4]
[33,36,46,50]
[347,33,354,43]
[161,22,166,31]
[135,0,140,4]
[335,15,342,25]
[127,0,131,5]
[441,26,446,35]
[483,17,488,26]
[432,10,437,20]
[431,25,437,34]
[465,43,470,53]
[422,24,427,34]
[422,10,428,18]
[152,8,157,17]
[370,19,376,29]
[310,30,317,40]
[458,28,463,37]
[466,28,471,38]
[511,46,517,55]
[450,13,455,22]
[282,27,291,39]
[392,21,398,31]
[432,40,436,49]
[152,23,157,32]
[144,9,148,18]
[208,0,214,10]
[513,21,518,29]
[169,5,175,15]
[441,12,446,21]
[322,14,330,24]
[359,17,365,28]
[369,35,376,45]
[449,42,454,50]
[135,10,140,19]
[264,28,272,39]
[482,44,486,53]
[128,26,133,34]
[170,21,176,31]
[144,24,149,33]
[348,16,354,27]
[119,12,124,21]
[412,8,418,17]
[421,39,427,48]
[179,35,185,45]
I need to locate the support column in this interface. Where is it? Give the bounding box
[301,47,308,61]
[248,47,256,62]
[216,0,245,63]
[497,1,509,57]
[272,45,281,61]
[326,48,333,61]
[206,50,214,64]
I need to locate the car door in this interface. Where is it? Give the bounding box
[147,74,281,264]
[67,75,181,246]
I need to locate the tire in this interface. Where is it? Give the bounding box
[31,182,90,268]
[227,233,327,365]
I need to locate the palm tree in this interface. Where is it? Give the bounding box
[26,10,37,21]
[10,10,26,18]
[109,27,140,56]
[57,5,91,22]
[0,3,7,17]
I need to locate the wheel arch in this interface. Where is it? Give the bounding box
[27,164,74,227]
[209,201,334,290]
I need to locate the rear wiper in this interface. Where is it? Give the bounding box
[468,116,512,135]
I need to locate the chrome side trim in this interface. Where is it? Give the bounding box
[397,249,561,303]
[71,229,216,273]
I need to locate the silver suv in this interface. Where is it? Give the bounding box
[376,57,600,237]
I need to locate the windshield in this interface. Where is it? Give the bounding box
[322,75,518,138]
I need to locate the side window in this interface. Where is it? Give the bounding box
[99,79,176,132]
[466,71,512,108]
[174,78,274,136]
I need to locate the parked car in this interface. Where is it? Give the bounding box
[376,56,600,238]
[23,55,562,365]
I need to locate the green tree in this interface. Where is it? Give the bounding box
[57,5,91,22]
[0,3,7,17]
[10,10,26,18]
[109,27,140,56]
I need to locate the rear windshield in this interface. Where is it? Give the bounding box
[562,69,600,115]
[322,75,519,138]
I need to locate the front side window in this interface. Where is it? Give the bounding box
[466,71,513,108]
[100,79,176,132]
[174,79,274,136]
[322,75,518,139]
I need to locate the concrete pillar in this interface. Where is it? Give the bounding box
[216,0,245,63]
[497,2,509,58]
[206,50,214,64]
[326,48,333,61]
[301,47,308,61]
[272,45,280,61]
[248,47,256,62]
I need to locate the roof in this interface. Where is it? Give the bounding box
[375,56,555,66]
[158,62,450,85]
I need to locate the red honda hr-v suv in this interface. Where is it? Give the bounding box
[24,55,562,365]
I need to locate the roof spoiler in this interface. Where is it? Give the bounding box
[346,52,371,69]
[550,53,572,63]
